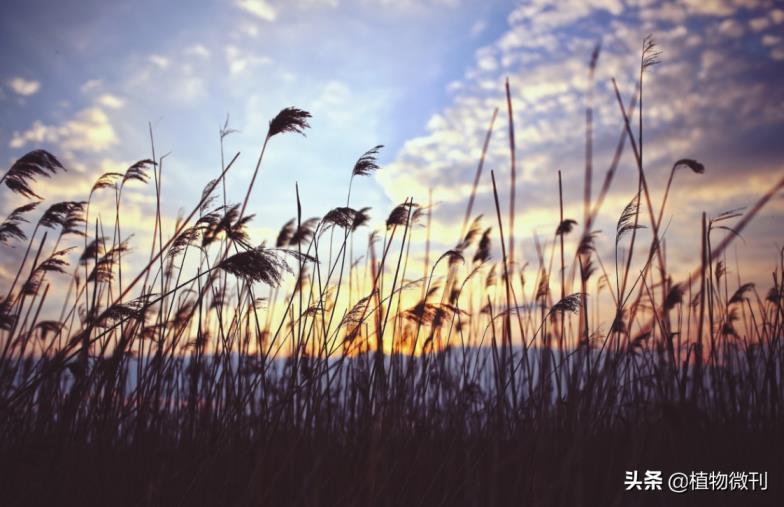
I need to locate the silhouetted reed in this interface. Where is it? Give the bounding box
[0,38,782,507]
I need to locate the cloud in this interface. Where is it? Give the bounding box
[235,0,277,22]
[641,2,686,24]
[719,19,744,38]
[225,45,272,75]
[681,0,737,17]
[96,94,125,109]
[296,0,339,6]
[749,16,771,32]
[184,44,211,59]
[378,0,784,286]
[507,0,623,30]
[362,0,460,8]
[475,47,498,72]
[148,54,170,69]
[6,77,41,96]
[124,53,208,105]
[314,80,351,107]
[9,107,117,153]
[471,20,487,37]
[80,79,102,93]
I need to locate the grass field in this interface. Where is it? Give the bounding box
[1,37,783,506]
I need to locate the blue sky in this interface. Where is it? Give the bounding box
[2,0,784,290]
[1,0,511,233]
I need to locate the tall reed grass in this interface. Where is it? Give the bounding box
[1,38,783,506]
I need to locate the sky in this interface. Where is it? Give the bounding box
[1,0,783,297]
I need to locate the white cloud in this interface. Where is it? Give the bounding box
[681,0,737,17]
[9,121,52,148]
[508,0,623,29]
[749,17,770,32]
[314,80,351,107]
[6,77,41,96]
[124,52,207,105]
[148,54,170,69]
[379,0,784,283]
[96,94,125,109]
[179,77,207,102]
[297,0,339,6]
[235,0,277,22]
[9,107,117,153]
[366,0,459,8]
[470,20,486,37]
[642,2,686,24]
[719,19,744,38]
[184,44,211,58]
[302,78,391,134]
[475,48,498,72]
[225,45,272,75]
[80,79,102,93]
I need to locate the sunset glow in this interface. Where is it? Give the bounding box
[2,1,783,505]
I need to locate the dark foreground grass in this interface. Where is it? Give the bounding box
[2,423,782,506]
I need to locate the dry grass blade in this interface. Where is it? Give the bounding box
[90,172,124,195]
[2,149,66,199]
[201,204,254,248]
[99,296,152,327]
[122,159,156,186]
[556,218,578,236]
[404,301,463,325]
[437,249,464,267]
[456,216,482,253]
[341,295,370,327]
[276,218,296,247]
[34,320,64,336]
[642,34,662,70]
[386,202,418,229]
[218,246,292,287]
[579,231,599,255]
[664,283,684,310]
[461,108,498,239]
[323,206,358,229]
[23,248,74,295]
[352,145,384,177]
[729,282,755,304]
[267,107,312,137]
[673,158,705,174]
[616,194,645,243]
[87,242,130,283]
[0,297,16,330]
[351,207,371,231]
[473,227,492,264]
[199,178,219,213]
[0,202,39,244]
[79,238,105,265]
[39,201,86,235]
[220,114,239,139]
[550,293,583,314]
[589,40,601,71]
[290,217,320,245]
[168,225,201,258]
